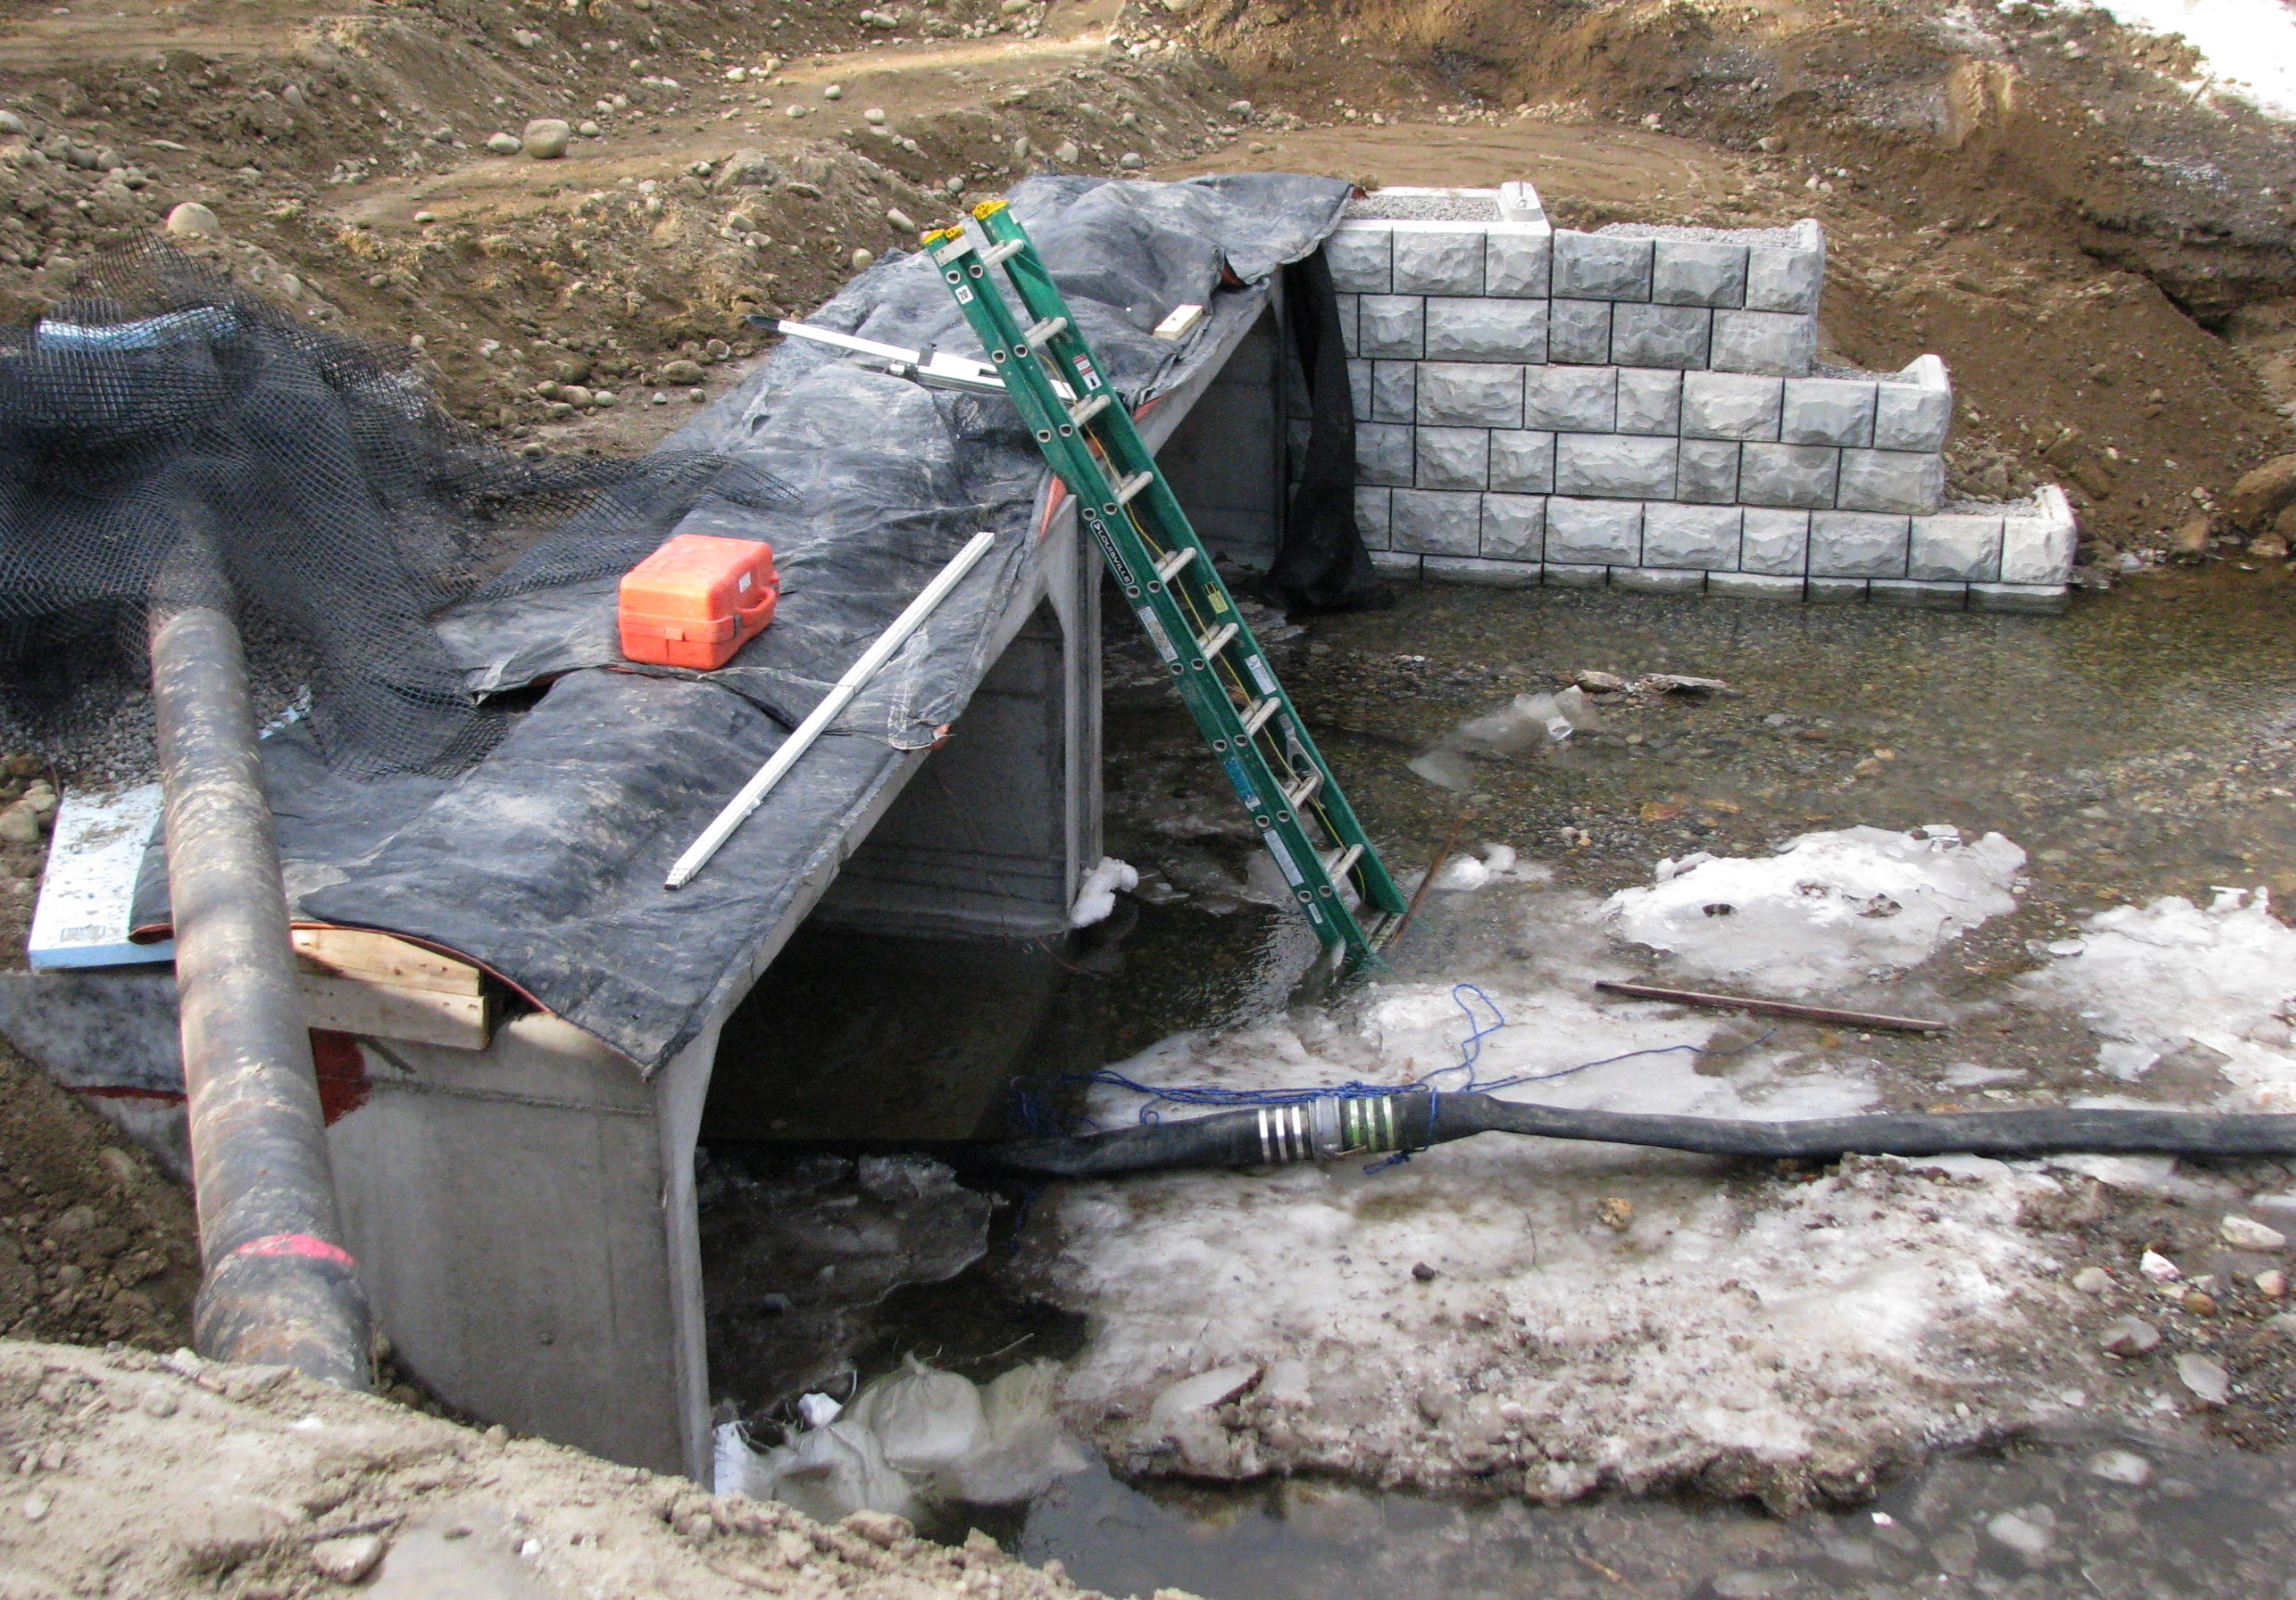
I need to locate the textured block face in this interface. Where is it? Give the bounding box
[1545,497,1643,564]
[1484,228,1552,297]
[1480,493,1546,561]
[1347,359,1373,421]
[1392,227,1484,295]
[1424,297,1549,362]
[1553,232,1653,300]
[1616,369,1683,435]
[1675,439,1741,503]
[1488,430,1556,493]
[1614,567,1707,595]
[1354,487,1392,552]
[1643,504,1743,569]
[1524,365,1617,432]
[1357,296,1425,359]
[1417,362,1522,427]
[1738,444,1841,509]
[1548,299,1613,364]
[1745,241,1824,314]
[1838,449,1945,514]
[1711,310,1817,376]
[1391,488,1483,556]
[1334,293,1359,357]
[1369,360,1416,423]
[1908,516,2002,582]
[1711,572,1806,600]
[1324,224,1393,294]
[1740,508,1811,575]
[1543,563,1610,589]
[1809,510,1911,578]
[1356,422,1415,487]
[1681,372,1783,441]
[1651,239,1749,308]
[2001,508,2076,585]
[1873,382,1952,451]
[1781,379,1877,447]
[1416,426,1490,490]
[1610,303,1713,370]
[1555,434,1679,499]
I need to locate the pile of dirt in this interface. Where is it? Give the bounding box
[0,1339,1138,1598]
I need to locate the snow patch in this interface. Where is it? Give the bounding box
[2068,0,2296,120]
[1600,826,2025,993]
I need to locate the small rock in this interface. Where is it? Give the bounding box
[686,389,707,404]
[21,1491,49,1522]
[1411,1261,1437,1282]
[1148,1365,1259,1426]
[413,209,436,224]
[2072,1266,2113,1294]
[2168,515,2212,557]
[822,82,845,100]
[1227,99,1255,117]
[864,107,887,125]
[2225,453,2296,532]
[558,384,592,409]
[523,119,571,159]
[510,27,542,46]
[2222,1215,2288,1251]
[885,207,915,233]
[1118,151,1144,170]
[2098,1315,2160,1356]
[2084,1449,2152,1486]
[998,0,1032,11]
[659,359,705,385]
[2256,1268,2286,1298]
[309,1534,387,1583]
[0,802,39,844]
[1597,1197,1634,1231]
[0,111,22,135]
[1983,1509,2051,1560]
[2182,1290,2218,1316]
[2270,1311,2296,1337]
[1575,670,1627,692]
[2174,1352,2229,1405]
[578,120,602,138]
[486,132,522,155]
[163,201,220,238]
[1053,139,1081,164]
[785,104,808,119]
[850,247,874,270]
[2139,1249,2181,1282]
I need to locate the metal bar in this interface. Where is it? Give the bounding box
[665,531,1001,888]
[150,600,370,1388]
[767,319,1003,392]
[1593,980,1951,1034]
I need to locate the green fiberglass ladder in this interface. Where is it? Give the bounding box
[924,200,1407,967]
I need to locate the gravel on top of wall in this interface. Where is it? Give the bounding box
[1596,221,1805,247]
[1347,193,1503,220]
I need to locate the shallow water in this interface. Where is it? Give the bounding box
[707,568,2296,1598]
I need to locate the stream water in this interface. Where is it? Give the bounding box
[703,566,2296,1600]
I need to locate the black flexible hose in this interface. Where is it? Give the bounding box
[980,1090,2296,1179]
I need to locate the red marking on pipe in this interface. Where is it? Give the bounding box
[309,1028,369,1126]
[232,1232,357,1269]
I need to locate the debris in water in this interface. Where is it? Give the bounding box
[1069,856,1139,927]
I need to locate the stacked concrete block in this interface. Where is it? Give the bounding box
[1327,185,2076,610]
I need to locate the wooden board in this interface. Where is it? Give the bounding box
[293,926,483,997]
[297,974,494,1051]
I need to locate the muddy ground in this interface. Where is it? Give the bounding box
[2,0,2295,1585]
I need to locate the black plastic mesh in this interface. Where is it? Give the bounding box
[0,244,780,778]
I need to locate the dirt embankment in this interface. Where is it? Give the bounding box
[0,1339,1129,1598]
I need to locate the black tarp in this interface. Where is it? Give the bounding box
[133,174,1357,1071]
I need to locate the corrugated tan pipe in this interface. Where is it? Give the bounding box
[150,598,370,1388]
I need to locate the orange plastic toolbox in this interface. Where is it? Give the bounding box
[618,533,779,670]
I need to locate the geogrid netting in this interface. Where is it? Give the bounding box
[0,245,780,779]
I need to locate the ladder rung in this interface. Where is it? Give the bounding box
[1321,843,1364,883]
[1194,622,1238,661]
[1070,391,1112,427]
[981,238,1026,268]
[1239,697,1280,737]
[1154,546,1197,582]
[1115,472,1154,506]
[1021,315,1069,349]
[1283,769,1324,811]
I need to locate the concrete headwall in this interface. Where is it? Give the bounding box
[1320,183,2076,611]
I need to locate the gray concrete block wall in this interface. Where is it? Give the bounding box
[1331,188,2076,609]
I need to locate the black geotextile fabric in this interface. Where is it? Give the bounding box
[126,173,1360,1071]
[0,257,767,778]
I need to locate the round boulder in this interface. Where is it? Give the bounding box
[522,120,572,160]
[163,201,221,238]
